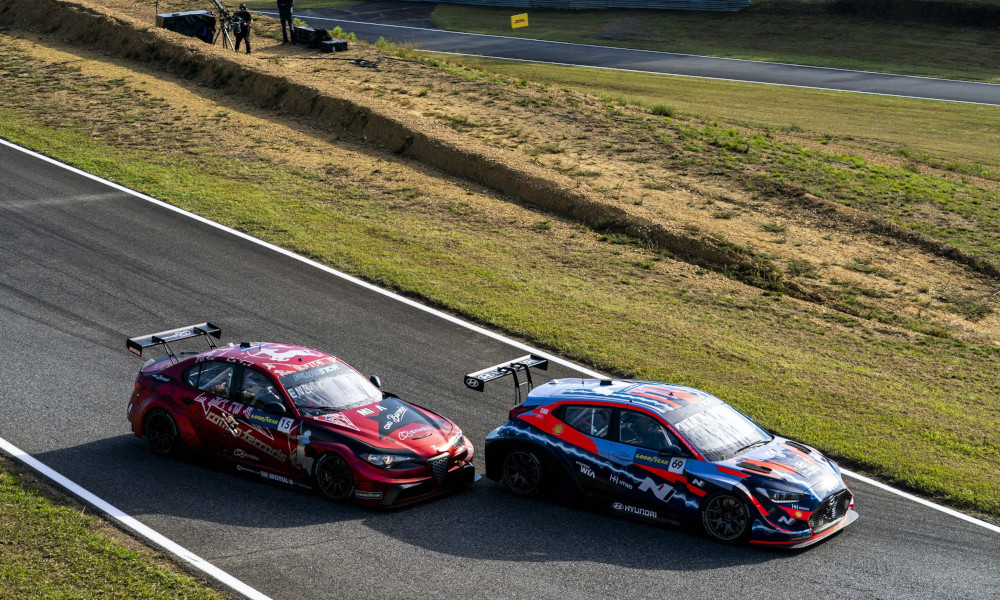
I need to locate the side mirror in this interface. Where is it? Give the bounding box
[262,401,287,416]
[658,445,685,457]
[369,375,382,389]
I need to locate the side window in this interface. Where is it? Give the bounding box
[194,362,235,398]
[619,410,677,451]
[239,369,282,408]
[562,406,612,439]
[183,364,201,388]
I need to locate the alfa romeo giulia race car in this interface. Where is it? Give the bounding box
[126,323,474,506]
[466,356,858,548]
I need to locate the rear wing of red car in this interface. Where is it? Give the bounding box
[126,322,221,360]
[464,354,548,403]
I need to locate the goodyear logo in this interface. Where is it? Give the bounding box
[249,412,281,427]
[634,451,672,469]
[355,490,383,500]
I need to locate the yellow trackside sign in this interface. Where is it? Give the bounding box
[511,13,528,29]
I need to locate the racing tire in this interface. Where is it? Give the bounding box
[143,409,181,457]
[314,453,355,502]
[501,448,543,497]
[700,491,753,544]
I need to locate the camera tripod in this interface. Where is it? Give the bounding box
[209,0,238,51]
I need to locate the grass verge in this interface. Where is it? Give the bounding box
[0,455,229,599]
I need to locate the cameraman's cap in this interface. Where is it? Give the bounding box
[239,3,246,8]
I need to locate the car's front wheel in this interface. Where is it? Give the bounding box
[501,448,543,496]
[700,491,753,544]
[315,453,354,501]
[143,409,180,457]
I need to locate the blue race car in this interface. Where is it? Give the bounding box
[466,356,858,548]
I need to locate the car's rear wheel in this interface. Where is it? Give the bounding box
[700,491,753,544]
[315,453,354,501]
[144,409,180,457]
[501,448,543,496]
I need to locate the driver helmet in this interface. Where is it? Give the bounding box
[239,3,247,8]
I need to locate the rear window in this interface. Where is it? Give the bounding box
[279,361,381,412]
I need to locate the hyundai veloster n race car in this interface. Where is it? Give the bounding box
[466,356,857,547]
[126,323,474,506]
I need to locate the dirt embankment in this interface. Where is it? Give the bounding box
[0,0,778,284]
[2,0,999,343]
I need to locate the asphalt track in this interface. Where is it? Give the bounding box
[1,141,998,599]
[259,5,1000,106]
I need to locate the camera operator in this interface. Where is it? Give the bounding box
[234,3,252,54]
[278,0,295,45]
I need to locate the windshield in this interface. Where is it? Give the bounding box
[280,362,381,412]
[674,403,771,462]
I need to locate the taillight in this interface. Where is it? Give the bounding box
[509,404,533,421]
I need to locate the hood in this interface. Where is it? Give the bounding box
[726,437,843,498]
[303,395,455,456]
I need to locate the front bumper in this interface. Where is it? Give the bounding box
[352,441,477,507]
[750,508,859,549]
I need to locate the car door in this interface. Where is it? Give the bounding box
[225,366,297,476]
[556,404,614,492]
[602,409,692,516]
[181,359,238,456]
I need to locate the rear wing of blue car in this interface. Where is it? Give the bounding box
[126,322,221,361]
[464,354,548,403]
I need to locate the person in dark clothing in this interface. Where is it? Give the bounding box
[234,4,252,54]
[277,0,295,44]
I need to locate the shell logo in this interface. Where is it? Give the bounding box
[795,511,803,518]
[553,424,564,435]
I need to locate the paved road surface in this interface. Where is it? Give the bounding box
[260,4,1000,106]
[1,142,998,599]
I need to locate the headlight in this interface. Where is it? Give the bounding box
[360,453,422,469]
[451,432,464,450]
[756,487,807,504]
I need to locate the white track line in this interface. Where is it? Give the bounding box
[0,436,272,600]
[0,134,996,596]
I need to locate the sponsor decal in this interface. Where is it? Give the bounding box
[576,461,595,478]
[128,345,142,357]
[465,378,481,389]
[357,407,376,416]
[355,490,383,500]
[778,515,798,526]
[363,397,425,439]
[612,501,657,519]
[553,424,564,435]
[248,412,281,428]
[790,533,811,542]
[539,407,549,415]
[794,510,804,518]
[639,477,676,502]
[383,407,408,430]
[398,425,434,441]
[314,412,360,432]
[233,448,261,462]
[237,427,287,463]
[610,473,634,490]
[634,450,676,470]
[247,345,325,363]
[278,417,295,434]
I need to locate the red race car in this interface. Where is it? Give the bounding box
[126,323,475,506]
